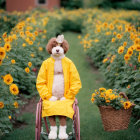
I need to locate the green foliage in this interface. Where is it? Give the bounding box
[61,0,83,9]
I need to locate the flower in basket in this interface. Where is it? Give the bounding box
[91,88,133,110]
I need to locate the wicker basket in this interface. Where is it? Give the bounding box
[98,92,134,131]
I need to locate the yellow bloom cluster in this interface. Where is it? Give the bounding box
[91,88,132,110]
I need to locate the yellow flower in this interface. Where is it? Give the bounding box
[123,42,127,47]
[127,48,133,56]
[9,84,19,95]
[91,97,95,103]
[25,67,30,73]
[92,93,96,97]
[30,53,34,57]
[117,34,122,39]
[106,89,113,94]
[4,43,11,52]
[103,58,108,63]
[22,43,26,47]
[34,31,38,36]
[106,100,110,103]
[123,101,131,109]
[0,47,6,59]
[109,94,116,100]
[113,32,117,35]
[134,38,140,45]
[0,101,4,109]
[8,115,12,119]
[39,47,43,51]
[124,54,130,61]
[29,41,33,45]
[112,38,115,42]
[118,46,124,54]
[13,101,19,108]
[4,74,13,85]
[94,39,99,43]
[20,31,24,37]
[28,62,32,67]
[99,87,106,92]
[78,35,81,39]
[136,45,140,51]
[11,59,16,64]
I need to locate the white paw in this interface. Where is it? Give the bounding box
[49,96,58,101]
[48,131,57,139]
[58,132,68,139]
[60,97,66,100]
[58,126,68,139]
[48,126,57,139]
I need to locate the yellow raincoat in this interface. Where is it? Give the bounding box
[36,56,82,119]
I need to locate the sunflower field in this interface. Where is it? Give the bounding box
[0,7,140,137]
[0,9,61,135]
[79,9,140,123]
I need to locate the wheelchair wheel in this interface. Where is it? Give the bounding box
[74,106,80,140]
[35,101,42,140]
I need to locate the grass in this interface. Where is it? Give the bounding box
[2,32,140,140]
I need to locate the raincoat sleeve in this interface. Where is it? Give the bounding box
[36,61,51,100]
[66,61,82,99]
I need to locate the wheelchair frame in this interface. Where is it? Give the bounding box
[35,98,80,140]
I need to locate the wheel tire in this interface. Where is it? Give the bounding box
[35,102,42,140]
[74,106,80,140]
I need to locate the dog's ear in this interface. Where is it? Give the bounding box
[46,38,57,54]
[62,40,69,54]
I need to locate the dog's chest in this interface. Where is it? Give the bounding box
[52,60,64,99]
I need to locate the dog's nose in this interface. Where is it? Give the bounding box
[56,49,59,52]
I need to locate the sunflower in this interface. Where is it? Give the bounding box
[0,47,6,59]
[134,38,140,45]
[0,101,4,109]
[123,101,131,109]
[9,84,19,95]
[118,46,124,54]
[4,43,11,52]
[13,101,19,108]
[106,100,110,103]
[117,34,122,39]
[99,87,106,92]
[124,54,130,61]
[136,45,140,51]
[127,48,133,56]
[91,97,95,103]
[8,116,12,119]
[22,43,26,47]
[11,59,16,64]
[34,31,38,36]
[39,47,43,51]
[29,41,33,45]
[25,67,30,73]
[112,38,115,42]
[28,62,32,67]
[103,58,108,63]
[123,42,127,47]
[4,74,13,85]
[30,53,35,57]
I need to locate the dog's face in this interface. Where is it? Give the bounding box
[52,44,64,56]
[46,38,69,55]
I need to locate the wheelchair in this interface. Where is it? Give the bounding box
[35,98,80,140]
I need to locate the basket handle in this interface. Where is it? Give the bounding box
[119,92,129,100]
